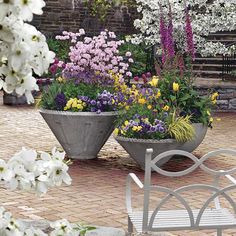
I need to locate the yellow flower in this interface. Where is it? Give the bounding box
[121,130,126,135]
[156,91,161,99]
[138,98,146,104]
[209,117,214,123]
[72,99,77,108]
[114,128,119,136]
[56,77,66,83]
[95,71,100,75]
[77,104,83,110]
[207,110,211,116]
[125,106,130,110]
[124,120,129,126]
[211,92,219,101]
[132,126,138,131]
[163,105,170,111]
[137,126,142,131]
[173,82,179,92]
[147,105,152,110]
[149,77,159,87]
[212,99,217,105]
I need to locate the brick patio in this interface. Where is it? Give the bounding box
[1,95,236,235]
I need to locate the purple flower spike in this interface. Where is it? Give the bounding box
[185,7,195,61]
[166,3,175,58]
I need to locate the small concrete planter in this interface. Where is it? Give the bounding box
[115,123,208,169]
[115,136,181,169]
[40,109,117,160]
[3,92,27,105]
[179,123,208,152]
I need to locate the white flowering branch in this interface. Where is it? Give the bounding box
[0,147,89,235]
[132,0,236,56]
[0,0,55,103]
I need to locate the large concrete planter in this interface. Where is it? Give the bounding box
[115,123,208,169]
[40,109,117,159]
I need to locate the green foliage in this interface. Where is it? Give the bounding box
[75,224,96,236]
[85,0,136,23]
[39,83,63,110]
[168,112,195,142]
[39,80,115,111]
[47,38,70,61]
[119,41,149,76]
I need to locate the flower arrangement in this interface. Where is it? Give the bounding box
[39,30,133,113]
[114,71,216,142]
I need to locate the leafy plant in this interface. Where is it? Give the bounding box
[119,41,150,76]
[168,112,195,142]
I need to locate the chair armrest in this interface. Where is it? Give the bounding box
[225,174,236,184]
[126,173,143,213]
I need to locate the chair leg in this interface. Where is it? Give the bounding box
[217,229,222,236]
[128,216,133,235]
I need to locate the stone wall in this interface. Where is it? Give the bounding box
[32,0,138,37]
[194,79,236,111]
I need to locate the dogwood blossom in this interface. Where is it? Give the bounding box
[132,0,236,56]
[0,0,55,103]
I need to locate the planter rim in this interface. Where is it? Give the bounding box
[39,108,118,116]
[114,135,177,144]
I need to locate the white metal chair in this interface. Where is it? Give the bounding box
[126,149,236,236]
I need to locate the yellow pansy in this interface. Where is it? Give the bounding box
[125,106,130,110]
[124,120,129,126]
[147,105,152,110]
[163,105,170,111]
[173,82,179,92]
[138,98,146,104]
[132,126,138,131]
[209,117,214,122]
[114,128,119,136]
[212,99,217,105]
[72,100,77,108]
[156,91,161,99]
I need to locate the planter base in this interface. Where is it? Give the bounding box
[40,109,117,160]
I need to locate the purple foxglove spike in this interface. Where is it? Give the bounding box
[185,7,195,61]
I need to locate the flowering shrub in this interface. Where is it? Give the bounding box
[55,29,133,83]
[0,0,55,103]
[0,147,95,235]
[132,0,236,56]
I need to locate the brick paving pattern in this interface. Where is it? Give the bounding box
[1,95,236,235]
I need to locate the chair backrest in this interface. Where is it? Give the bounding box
[142,148,236,232]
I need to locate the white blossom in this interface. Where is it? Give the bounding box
[132,0,236,56]
[0,0,55,103]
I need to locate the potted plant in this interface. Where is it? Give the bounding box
[39,30,132,160]
[113,55,217,169]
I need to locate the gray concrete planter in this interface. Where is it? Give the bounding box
[115,136,181,169]
[40,109,117,159]
[179,123,208,152]
[115,123,208,169]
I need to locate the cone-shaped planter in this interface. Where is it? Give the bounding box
[40,109,117,159]
[115,123,207,169]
